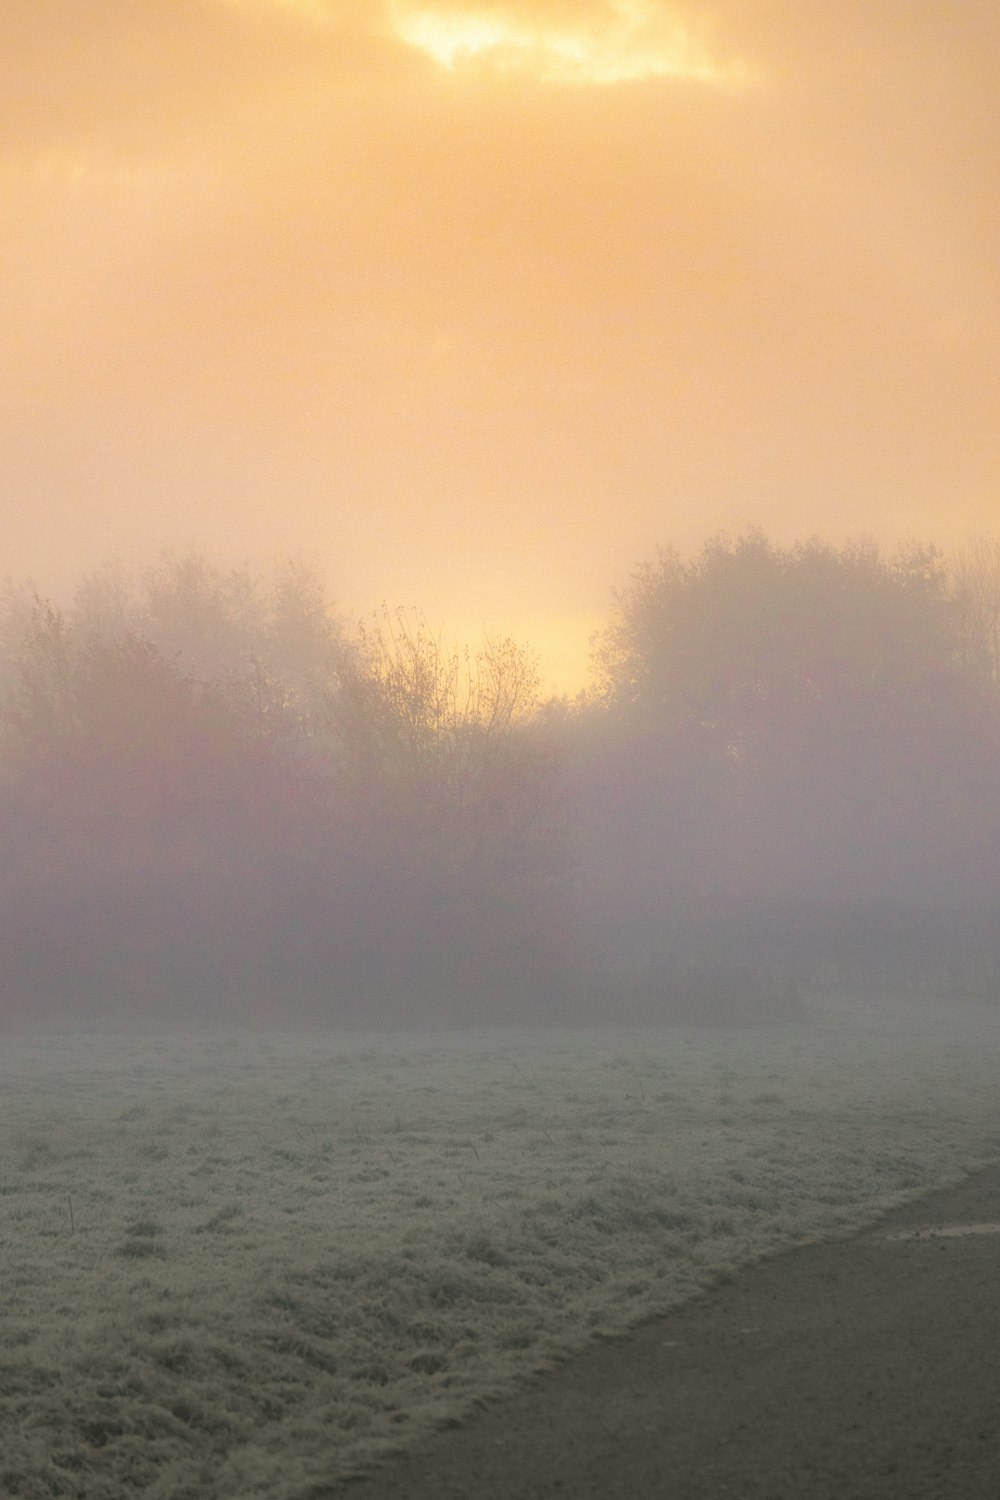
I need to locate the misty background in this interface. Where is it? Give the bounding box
[3,1,999,693]
[3,3,998,1025]
[2,530,997,1026]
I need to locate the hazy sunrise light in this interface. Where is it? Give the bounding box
[3,9,1000,1496]
[1,1,997,691]
[388,1,743,86]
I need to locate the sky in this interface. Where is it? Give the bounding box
[2,1,998,691]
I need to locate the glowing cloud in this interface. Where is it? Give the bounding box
[388,1,748,87]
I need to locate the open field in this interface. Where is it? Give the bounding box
[2,994,999,1499]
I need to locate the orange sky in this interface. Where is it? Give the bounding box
[2,1,998,691]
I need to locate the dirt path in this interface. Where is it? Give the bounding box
[332,1164,1000,1499]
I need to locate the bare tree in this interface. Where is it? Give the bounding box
[953,533,1000,686]
[346,606,540,797]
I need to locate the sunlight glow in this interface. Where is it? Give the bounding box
[389,1,747,87]
[214,0,336,18]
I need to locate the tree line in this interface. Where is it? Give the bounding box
[1,533,997,1025]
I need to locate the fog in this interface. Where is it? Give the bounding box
[1,531,997,1028]
[5,12,1000,1496]
[2,3,998,1027]
[3,1,998,687]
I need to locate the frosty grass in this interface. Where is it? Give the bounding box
[2,993,999,1498]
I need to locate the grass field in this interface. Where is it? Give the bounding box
[2,992,999,1498]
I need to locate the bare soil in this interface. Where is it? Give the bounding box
[333,1164,1000,1499]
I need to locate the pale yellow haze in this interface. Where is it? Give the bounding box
[388,1,748,85]
[2,1,997,692]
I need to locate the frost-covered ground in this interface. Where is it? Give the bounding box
[2,993,999,1499]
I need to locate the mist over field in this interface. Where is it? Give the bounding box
[1,531,998,1028]
[4,4,999,1494]
[1,530,999,1496]
[4,0,997,1031]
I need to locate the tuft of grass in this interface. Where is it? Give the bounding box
[15,1133,56,1171]
[117,1237,165,1259]
[118,1218,166,1259]
[195,1204,243,1234]
[116,1103,148,1122]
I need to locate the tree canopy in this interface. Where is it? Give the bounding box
[1,533,997,1024]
